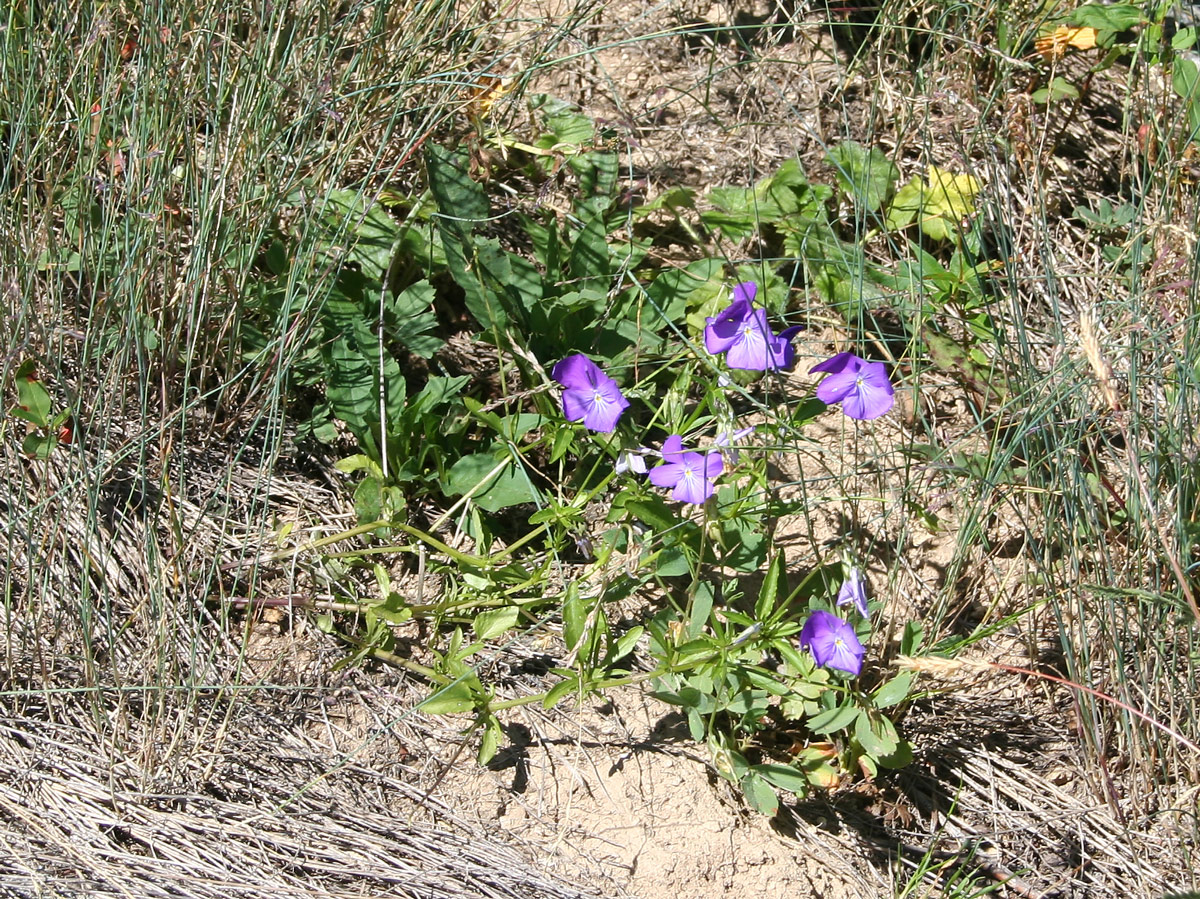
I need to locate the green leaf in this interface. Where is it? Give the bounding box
[335,454,384,476]
[625,498,679,532]
[13,369,52,428]
[876,738,914,769]
[420,679,477,714]
[654,546,691,578]
[720,515,768,573]
[900,620,924,656]
[854,709,900,757]
[919,165,981,241]
[568,203,612,291]
[21,433,57,459]
[1069,3,1144,31]
[754,763,811,796]
[613,625,644,659]
[754,551,786,621]
[544,675,581,709]
[1032,77,1080,104]
[443,452,537,512]
[320,188,400,275]
[474,607,520,640]
[477,714,502,766]
[388,280,444,358]
[827,141,899,213]
[884,177,923,231]
[873,672,913,709]
[807,703,859,735]
[1173,58,1200,135]
[687,583,714,639]
[562,583,585,652]
[740,772,780,816]
[425,146,509,332]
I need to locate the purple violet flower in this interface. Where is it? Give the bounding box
[809,352,895,420]
[836,568,869,618]
[552,354,631,433]
[648,434,724,504]
[799,610,865,675]
[704,282,802,371]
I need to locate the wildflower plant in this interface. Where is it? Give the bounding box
[536,274,916,814]
[299,131,924,817]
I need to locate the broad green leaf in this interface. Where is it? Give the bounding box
[1069,2,1144,31]
[612,625,644,659]
[854,709,900,757]
[1032,77,1080,104]
[877,738,914,769]
[873,672,913,709]
[320,188,399,275]
[920,164,980,241]
[419,679,476,714]
[827,141,899,213]
[568,206,612,290]
[741,772,780,816]
[443,452,537,511]
[21,433,57,459]
[474,607,520,640]
[720,515,768,573]
[13,369,52,428]
[1173,58,1200,135]
[754,763,811,796]
[388,280,444,358]
[625,497,679,532]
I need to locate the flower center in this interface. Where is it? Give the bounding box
[834,637,846,650]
